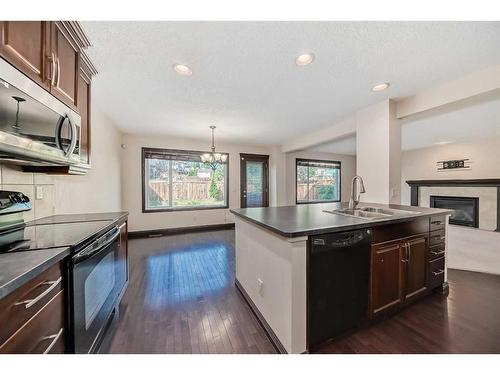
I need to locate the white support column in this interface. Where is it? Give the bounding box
[356,99,401,204]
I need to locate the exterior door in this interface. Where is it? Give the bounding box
[403,235,428,302]
[240,153,269,208]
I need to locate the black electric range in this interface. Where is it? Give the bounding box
[0,220,115,254]
[0,190,127,354]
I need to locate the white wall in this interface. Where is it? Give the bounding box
[0,106,123,221]
[284,150,356,205]
[401,137,500,205]
[120,133,273,232]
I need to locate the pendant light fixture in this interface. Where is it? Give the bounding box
[200,125,227,170]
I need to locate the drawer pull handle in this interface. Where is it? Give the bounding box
[42,328,63,354]
[432,269,445,276]
[431,221,443,225]
[432,236,445,241]
[15,277,62,309]
[431,250,445,256]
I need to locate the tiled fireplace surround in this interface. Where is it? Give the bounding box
[407,179,500,232]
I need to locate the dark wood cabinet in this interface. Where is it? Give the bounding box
[49,22,80,110]
[0,261,66,354]
[370,234,430,318]
[370,241,403,317]
[78,52,93,165]
[0,21,51,89]
[1,21,96,170]
[403,236,428,302]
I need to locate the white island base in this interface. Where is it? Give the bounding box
[234,217,308,354]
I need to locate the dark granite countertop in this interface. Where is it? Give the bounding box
[27,211,128,226]
[230,203,451,238]
[0,247,70,299]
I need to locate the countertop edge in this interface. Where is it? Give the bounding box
[230,208,452,238]
[0,247,70,300]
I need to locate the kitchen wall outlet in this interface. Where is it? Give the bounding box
[257,278,264,295]
[35,186,44,200]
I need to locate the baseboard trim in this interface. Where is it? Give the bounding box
[234,278,288,354]
[128,223,235,239]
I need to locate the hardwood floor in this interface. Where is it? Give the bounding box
[316,269,500,354]
[103,229,500,354]
[104,230,276,354]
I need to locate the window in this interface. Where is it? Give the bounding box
[142,148,229,212]
[296,158,341,204]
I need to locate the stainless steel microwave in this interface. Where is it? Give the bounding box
[0,58,81,166]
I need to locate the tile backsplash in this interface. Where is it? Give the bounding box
[0,165,55,222]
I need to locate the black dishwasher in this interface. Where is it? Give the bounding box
[308,228,371,348]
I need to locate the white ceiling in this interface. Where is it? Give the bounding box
[82,21,500,145]
[310,90,500,154]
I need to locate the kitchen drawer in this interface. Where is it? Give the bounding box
[0,261,64,344]
[372,217,429,244]
[430,216,446,232]
[429,229,446,247]
[0,290,65,353]
[428,257,445,289]
[429,243,446,261]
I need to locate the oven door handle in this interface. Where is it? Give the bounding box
[72,227,120,264]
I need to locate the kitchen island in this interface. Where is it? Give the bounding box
[230,203,451,354]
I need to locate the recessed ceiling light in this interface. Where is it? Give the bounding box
[173,64,193,76]
[372,82,390,92]
[295,53,315,66]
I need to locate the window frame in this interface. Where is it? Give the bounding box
[295,158,341,205]
[141,147,230,213]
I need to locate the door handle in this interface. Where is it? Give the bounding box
[56,57,61,87]
[407,242,411,263]
[48,53,56,85]
[401,243,408,263]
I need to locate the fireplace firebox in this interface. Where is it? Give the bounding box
[430,196,479,228]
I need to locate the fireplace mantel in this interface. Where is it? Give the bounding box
[406,179,500,232]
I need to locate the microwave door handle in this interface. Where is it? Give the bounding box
[55,115,64,151]
[67,118,78,157]
[72,227,120,264]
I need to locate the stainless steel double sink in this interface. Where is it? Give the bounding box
[323,206,421,220]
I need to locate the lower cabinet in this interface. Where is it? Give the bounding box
[369,234,429,318]
[0,261,66,353]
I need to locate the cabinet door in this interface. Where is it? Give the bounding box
[77,65,91,165]
[0,21,51,89]
[403,236,428,302]
[50,22,79,109]
[370,241,403,318]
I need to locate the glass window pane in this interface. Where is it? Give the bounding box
[296,160,340,203]
[172,160,226,208]
[246,161,264,207]
[145,158,170,209]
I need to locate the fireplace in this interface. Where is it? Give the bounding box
[430,196,479,228]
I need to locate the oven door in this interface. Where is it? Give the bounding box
[69,226,125,353]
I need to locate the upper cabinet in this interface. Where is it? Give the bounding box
[0,21,51,89]
[0,21,97,170]
[49,22,80,110]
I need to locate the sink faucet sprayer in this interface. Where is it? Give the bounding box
[348,176,365,209]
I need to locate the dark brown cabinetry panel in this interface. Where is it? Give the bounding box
[0,291,65,354]
[428,256,445,289]
[370,241,403,317]
[50,22,80,110]
[403,236,428,302]
[78,57,92,165]
[0,261,63,345]
[0,21,51,89]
